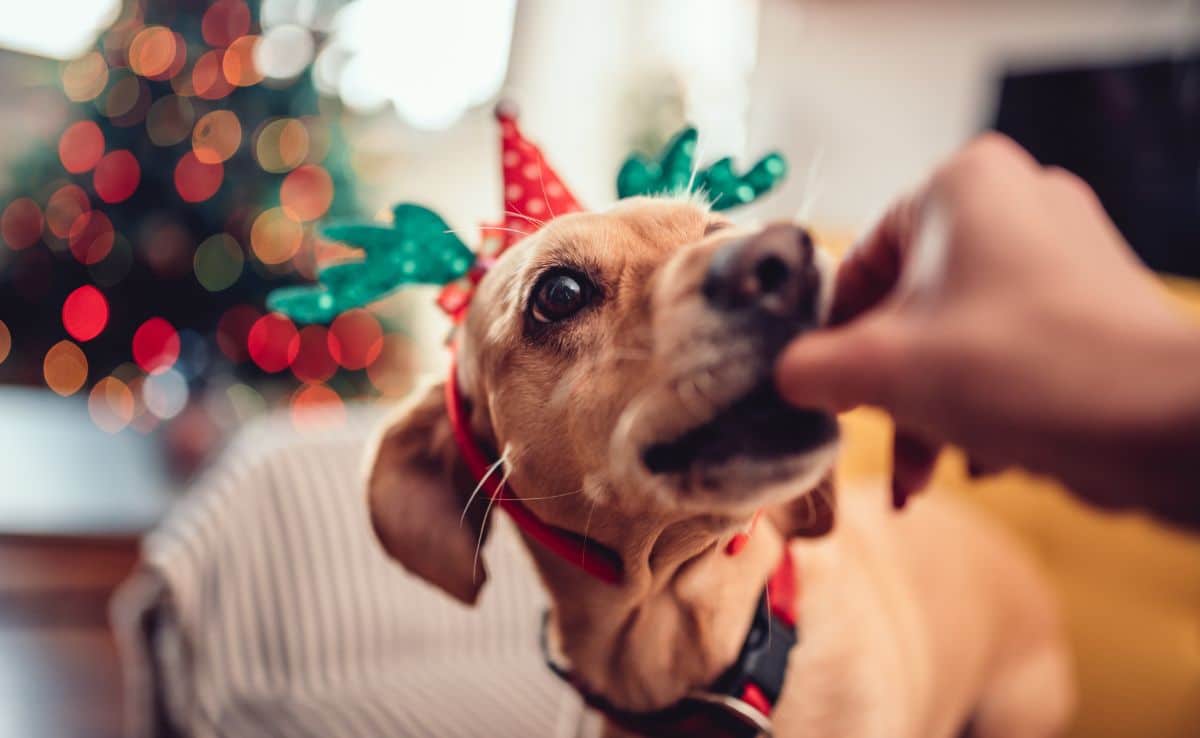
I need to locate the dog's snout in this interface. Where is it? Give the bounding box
[702,223,817,321]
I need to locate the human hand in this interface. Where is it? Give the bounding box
[776,134,1200,521]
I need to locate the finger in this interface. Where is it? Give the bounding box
[891,428,940,510]
[831,190,926,326]
[774,317,898,413]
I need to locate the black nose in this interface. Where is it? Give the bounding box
[702,223,818,321]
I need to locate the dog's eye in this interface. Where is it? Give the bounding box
[531,270,591,323]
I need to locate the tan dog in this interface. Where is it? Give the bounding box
[367,197,1074,738]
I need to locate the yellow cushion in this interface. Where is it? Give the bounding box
[832,276,1200,738]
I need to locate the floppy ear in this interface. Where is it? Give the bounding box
[366,381,493,605]
[767,473,837,539]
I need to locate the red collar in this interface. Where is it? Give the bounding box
[444,356,762,585]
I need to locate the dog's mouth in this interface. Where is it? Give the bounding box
[641,381,837,477]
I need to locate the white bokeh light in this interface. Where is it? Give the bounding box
[0,0,119,60]
[322,0,517,129]
[255,24,316,81]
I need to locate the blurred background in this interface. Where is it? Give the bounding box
[0,1,1196,736]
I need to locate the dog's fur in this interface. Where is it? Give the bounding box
[367,197,1075,738]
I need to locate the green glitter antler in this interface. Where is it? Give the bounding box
[267,203,476,324]
[616,127,788,211]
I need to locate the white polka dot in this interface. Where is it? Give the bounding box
[503,151,519,167]
[505,184,524,200]
[527,199,545,215]
[522,163,539,179]
[546,182,562,197]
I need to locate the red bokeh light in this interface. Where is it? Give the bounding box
[132,317,181,374]
[1,197,44,250]
[68,210,114,264]
[290,383,346,430]
[327,309,384,370]
[174,152,224,203]
[45,185,90,238]
[248,313,300,373]
[192,50,234,100]
[93,150,140,203]
[291,325,337,384]
[280,164,333,222]
[58,121,105,174]
[216,305,261,362]
[202,0,251,48]
[62,285,109,342]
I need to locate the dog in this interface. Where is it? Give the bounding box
[366,196,1075,738]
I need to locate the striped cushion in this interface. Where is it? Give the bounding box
[115,408,590,738]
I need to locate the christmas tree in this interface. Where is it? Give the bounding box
[0,0,382,437]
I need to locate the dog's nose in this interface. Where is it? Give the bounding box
[702,223,818,320]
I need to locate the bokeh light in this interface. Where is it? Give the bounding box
[254,117,309,173]
[222,35,264,87]
[139,220,193,278]
[291,325,337,384]
[192,110,242,164]
[142,368,189,420]
[1,198,44,250]
[58,121,106,174]
[247,312,300,372]
[68,210,114,264]
[174,152,224,202]
[62,285,109,341]
[250,207,303,264]
[45,184,90,238]
[290,383,346,430]
[202,0,252,48]
[367,333,417,397]
[132,317,181,374]
[89,376,135,433]
[147,95,195,146]
[62,52,109,102]
[128,26,177,78]
[44,340,88,397]
[0,320,10,366]
[193,50,234,100]
[216,305,261,362]
[93,150,140,203]
[102,73,142,118]
[328,309,383,370]
[193,233,244,291]
[280,164,333,222]
[255,25,314,81]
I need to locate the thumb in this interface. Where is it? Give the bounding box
[773,318,900,413]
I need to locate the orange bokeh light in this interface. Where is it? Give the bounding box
[174,152,224,203]
[250,207,303,264]
[93,150,140,203]
[68,210,114,264]
[1,197,44,250]
[192,110,242,164]
[89,376,135,433]
[45,184,90,238]
[0,320,10,366]
[222,35,263,87]
[367,333,418,397]
[128,26,177,78]
[61,52,109,102]
[328,309,384,370]
[290,383,346,430]
[58,121,105,174]
[132,317,181,375]
[44,340,88,397]
[193,50,234,101]
[247,313,300,373]
[280,164,333,222]
[62,285,109,342]
[202,0,251,48]
[255,118,310,173]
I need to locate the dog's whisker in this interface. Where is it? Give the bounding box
[504,209,545,228]
[686,139,704,196]
[473,445,517,582]
[535,161,557,220]
[581,495,600,567]
[515,488,586,502]
[461,453,507,527]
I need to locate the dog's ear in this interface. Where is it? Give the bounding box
[367,381,492,605]
[767,473,836,539]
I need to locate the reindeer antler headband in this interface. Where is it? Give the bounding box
[268,105,788,325]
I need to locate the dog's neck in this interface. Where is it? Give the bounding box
[531,511,788,713]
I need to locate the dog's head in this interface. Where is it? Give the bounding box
[368,197,838,604]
